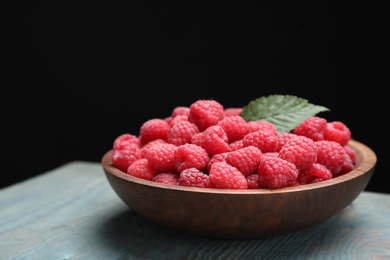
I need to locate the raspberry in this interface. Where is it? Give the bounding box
[206,152,228,173]
[152,173,179,185]
[188,100,224,131]
[140,139,167,158]
[310,163,333,183]
[127,158,159,181]
[334,153,354,177]
[111,98,356,190]
[344,145,356,164]
[171,106,190,118]
[139,119,170,145]
[178,168,209,188]
[169,115,189,127]
[191,125,229,156]
[225,146,262,176]
[208,162,248,189]
[286,180,300,187]
[297,163,332,184]
[217,115,248,143]
[145,143,176,172]
[229,140,244,151]
[258,157,299,189]
[296,168,314,185]
[111,144,141,172]
[276,133,298,152]
[315,140,347,174]
[246,173,259,189]
[324,121,351,146]
[279,136,317,170]
[174,144,209,173]
[293,117,327,141]
[224,108,243,117]
[263,152,279,158]
[168,121,199,146]
[247,121,277,135]
[242,130,278,153]
[113,134,140,150]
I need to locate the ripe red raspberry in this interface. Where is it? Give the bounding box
[208,162,248,189]
[324,121,351,146]
[111,144,141,172]
[229,140,244,151]
[296,168,314,185]
[286,180,300,187]
[206,152,228,173]
[139,119,170,145]
[310,163,333,183]
[258,157,299,189]
[293,117,327,141]
[113,134,140,150]
[191,125,229,156]
[225,146,262,176]
[178,168,209,188]
[127,158,159,181]
[224,108,243,117]
[246,173,259,189]
[247,121,277,135]
[297,163,332,184]
[263,152,279,158]
[174,144,209,173]
[279,136,317,170]
[344,145,356,164]
[242,130,278,153]
[168,121,199,146]
[152,173,179,185]
[171,106,190,118]
[164,116,173,126]
[169,115,189,127]
[217,115,248,143]
[188,100,224,131]
[140,139,167,158]
[334,153,354,177]
[276,133,298,152]
[315,140,347,174]
[145,143,176,172]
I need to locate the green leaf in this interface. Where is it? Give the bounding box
[240,95,330,134]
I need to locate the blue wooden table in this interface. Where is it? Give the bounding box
[1,162,389,259]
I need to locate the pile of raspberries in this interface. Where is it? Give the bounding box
[111,100,355,189]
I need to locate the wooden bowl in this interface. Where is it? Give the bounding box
[102,139,376,239]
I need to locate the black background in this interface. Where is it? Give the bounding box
[1,1,388,193]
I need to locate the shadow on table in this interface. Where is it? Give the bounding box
[93,205,351,259]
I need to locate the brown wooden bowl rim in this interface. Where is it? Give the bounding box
[101,139,376,195]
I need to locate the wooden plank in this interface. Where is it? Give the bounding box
[0,162,389,259]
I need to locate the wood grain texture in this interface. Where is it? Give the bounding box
[102,140,377,239]
[1,162,389,259]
